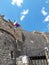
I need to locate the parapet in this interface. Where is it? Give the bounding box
[0,15,23,42]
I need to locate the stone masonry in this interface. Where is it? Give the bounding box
[0,15,23,65]
[0,14,49,65]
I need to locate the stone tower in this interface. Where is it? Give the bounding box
[0,15,23,65]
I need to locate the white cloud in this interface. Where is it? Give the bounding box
[11,0,23,7]
[21,9,29,15]
[41,7,48,16]
[20,9,29,21]
[44,15,49,22]
[20,15,25,21]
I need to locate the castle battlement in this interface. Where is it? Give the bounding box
[0,15,23,42]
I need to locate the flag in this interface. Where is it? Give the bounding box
[13,22,20,28]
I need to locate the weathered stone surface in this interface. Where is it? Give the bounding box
[0,15,23,65]
[0,14,49,65]
[0,31,17,65]
[22,31,49,56]
[0,15,22,42]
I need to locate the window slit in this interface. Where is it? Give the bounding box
[11,51,13,58]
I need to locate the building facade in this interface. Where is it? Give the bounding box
[0,15,49,65]
[0,15,23,65]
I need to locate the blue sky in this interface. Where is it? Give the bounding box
[0,0,49,32]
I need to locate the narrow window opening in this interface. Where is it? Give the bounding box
[11,51,13,58]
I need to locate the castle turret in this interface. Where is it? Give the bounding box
[0,15,23,65]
